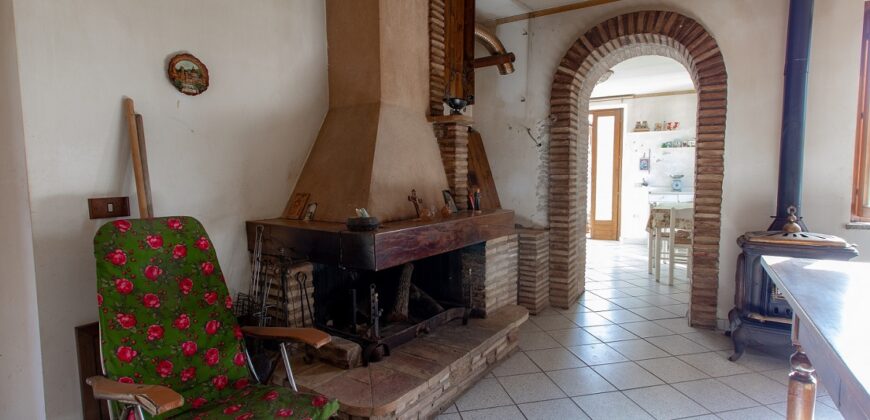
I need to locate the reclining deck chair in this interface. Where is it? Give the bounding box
[89,216,340,419]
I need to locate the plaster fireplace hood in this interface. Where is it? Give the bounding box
[285,0,448,224]
[247,0,514,270]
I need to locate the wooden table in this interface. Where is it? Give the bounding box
[761,256,870,419]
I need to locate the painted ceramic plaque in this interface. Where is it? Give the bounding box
[167,53,209,96]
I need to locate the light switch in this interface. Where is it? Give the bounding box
[88,197,131,219]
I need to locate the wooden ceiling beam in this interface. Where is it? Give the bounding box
[487,0,620,26]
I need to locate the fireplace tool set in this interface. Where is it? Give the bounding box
[313,262,473,365]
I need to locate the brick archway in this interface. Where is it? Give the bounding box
[548,11,726,328]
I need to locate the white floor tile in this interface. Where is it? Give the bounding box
[624,385,710,419]
[654,318,699,334]
[598,309,647,323]
[582,298,624,312]
[678,352,752,377]
[608,339,670,360]
[608,296,654,309]
[717,372,788,404]
[517,331,562,351]
[525,347,586,371]
[455,378,514,411]
[635,356,709,383]
[631,306,683,320]
[517,398,591,420]
[767,402,844,420]
[681,331,733,351]
[568,343,629,365]
[498,372,566,403]
[716,405,784,420]
[584,324,639,342]
[530,314,579,331]
[567,311,613,327]
[620,321,676,338]
[592,362,664,390]
[672,378,759,412]
[459,405,526,420]
[646,334,710,355]
[573,391,654,420]
[491,351,541,377]
[720,349,789,372]
[548,328,601,347]
[547,366,616,396]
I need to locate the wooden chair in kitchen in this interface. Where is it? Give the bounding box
[89,216,339,419]
[649,204,693,285]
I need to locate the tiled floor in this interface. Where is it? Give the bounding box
[438,240,844,420]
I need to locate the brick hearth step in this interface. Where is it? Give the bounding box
[282,305,528,419]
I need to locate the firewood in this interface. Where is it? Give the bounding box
[410,284,444,317]
[388,263,414,322]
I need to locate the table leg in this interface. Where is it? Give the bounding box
[787,345,817,420]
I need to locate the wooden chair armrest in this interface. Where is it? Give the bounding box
[241,326,331,348]
[86,376,183,416]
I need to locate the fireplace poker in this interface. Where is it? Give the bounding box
[370,283,382,339]
[349,289,358,331]
[295,270,313,327]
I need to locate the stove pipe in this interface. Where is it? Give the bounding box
[769,0,814,231]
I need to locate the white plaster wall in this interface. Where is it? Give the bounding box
[474,21,545,227]
[11,1,329,417]
[0,0,46,417]
[475,0,869,326]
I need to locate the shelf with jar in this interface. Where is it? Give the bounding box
[632,120,684,132]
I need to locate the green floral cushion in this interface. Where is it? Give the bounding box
[94,217,339,419]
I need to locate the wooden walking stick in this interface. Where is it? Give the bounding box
[124,97,153,218]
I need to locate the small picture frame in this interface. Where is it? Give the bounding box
[285,193,310,220]
[639,158,650,171]
[442,190,458,213]
[303,202,318,221]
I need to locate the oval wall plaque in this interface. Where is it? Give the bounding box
[167,53,209,96]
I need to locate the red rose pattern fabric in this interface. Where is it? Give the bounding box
[95,217,339,419]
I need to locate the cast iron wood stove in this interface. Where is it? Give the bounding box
[728,0,859,361]
[728,208,857,361]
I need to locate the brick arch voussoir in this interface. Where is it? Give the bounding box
[547,10,727,329]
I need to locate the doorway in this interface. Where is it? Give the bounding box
[546,10,727,328]
[588,108,623,240]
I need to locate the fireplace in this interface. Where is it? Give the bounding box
[246,209,516,364]
[312,247,469,364]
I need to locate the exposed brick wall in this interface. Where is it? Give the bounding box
[548,11,726,328]
[429,0,446,116]
[517,228,550,315]
[434,120,471,210]
[462,234,519,316]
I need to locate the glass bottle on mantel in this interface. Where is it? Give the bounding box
[474,189,481,211]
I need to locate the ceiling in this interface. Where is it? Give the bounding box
[475,0,597,22]
[590,56,695,98]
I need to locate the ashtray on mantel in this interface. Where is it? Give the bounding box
[346,217,380,232]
